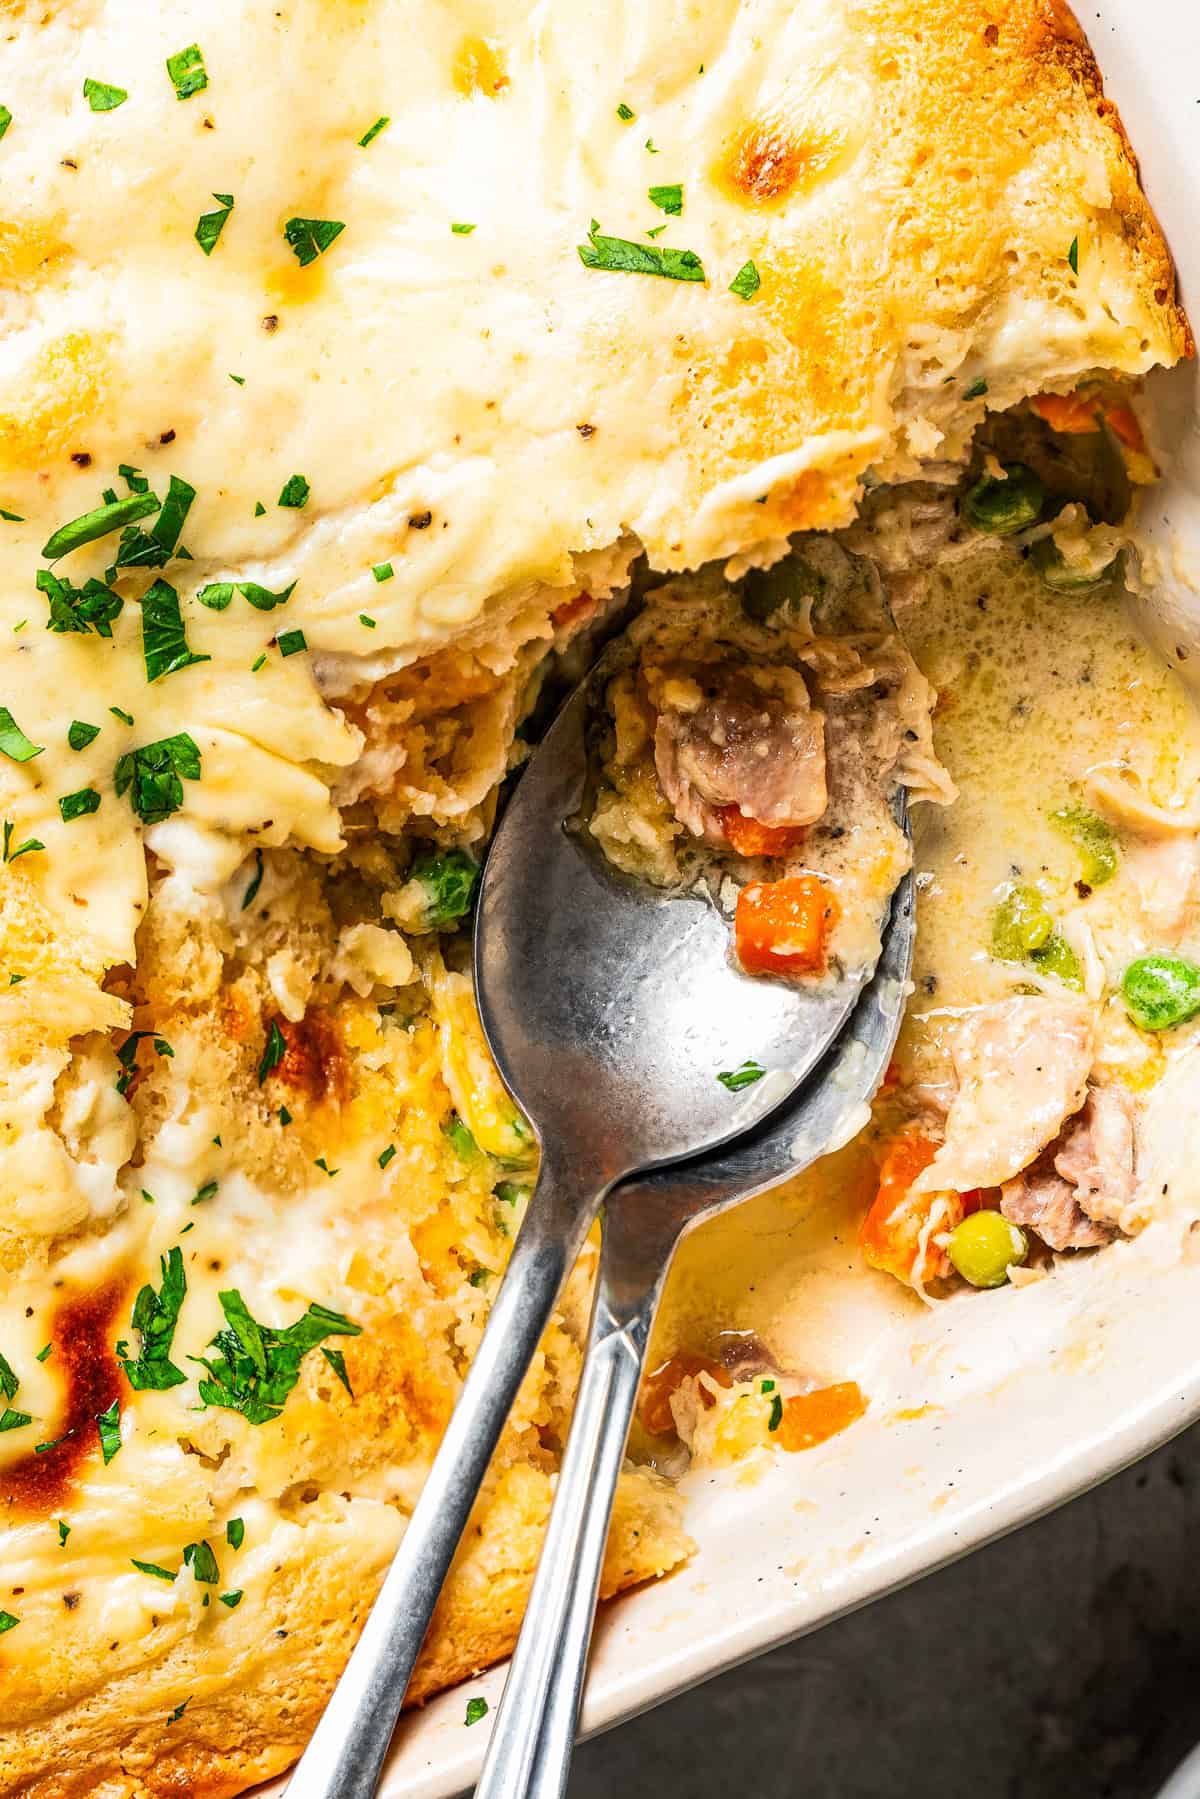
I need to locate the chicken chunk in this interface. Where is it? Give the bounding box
[911,996,1095,1196]
[1000,1084,1135,1250]
[650,661,827,847]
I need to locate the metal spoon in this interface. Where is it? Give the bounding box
[285,674,907,1799]
[472,871,914,1799]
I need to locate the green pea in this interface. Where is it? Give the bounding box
[960,463,1045,536]
[1028,537,1118,592]
[948,1211,1028,1289]
[1049,804,1118,887]
[1122,954,1200,1032]
[992,884,1055,959]
[411,848,480,929]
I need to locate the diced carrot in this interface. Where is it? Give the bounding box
[551,592,596,631]
[858,1129,963,1284]
[639,1353,731,1437]
[1030,391,1103,435]
[716,805,808,859]
[1103,402,1145,452]
[734,875,839,977]
[777,1380,867,1453]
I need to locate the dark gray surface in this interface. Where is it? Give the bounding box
[569,1422,1200,1799]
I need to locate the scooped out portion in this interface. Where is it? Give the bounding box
[587,541,955,982]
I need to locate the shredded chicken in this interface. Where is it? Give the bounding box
[1001,1084,1136,1250]
[650,661,827,845]
[1086,768,1200,836]
[911,996,1095,1195]
[1000,1165,1114,1251]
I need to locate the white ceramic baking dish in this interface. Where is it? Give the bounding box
[332,5,1200,1792]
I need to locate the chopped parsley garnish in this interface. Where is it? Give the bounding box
[767,1391,783,1432]
[1068,235,1080,275]
[578,221,704,283]
[258,1019,286,1084]
[410,847,480,927]
[278,1105,292,1126]
[451,222,476,235]
[166,44,207,100]
[193,1181,218,1206]
[371,562,393,582]
[35,1343,52,1363]
[468,1268,489,1289]
[96,1398,122,1464]
[195,193,234,257]
[283,216,345,268]
[225,1517,245,1550]
[358,115,390,147]
[219,1589,243,1608]
[229,373,246,385]
[57,1520,70,1545]
[2,821,43,863]
[321,1345,353,1396]
[110,705,134,725]
[616,102,635,121]
[132,1558,177,1582]
[645,137,658,153]
[0,707,43,763]
[314,1156,339,1177]
[0,507,23,522]
[645,224,667,239]
[191,1289,362,1425]
[116,1247,187,1391]
[141,579,211,682]
[276,628,306,657]
[114,732,202,825]
[0,1407,32,1432]
[0,1612,19,1635]
[183,1539,220,1584]
[150,475,196,556]
[377,1144,396,1169]
[166,1700,190,1725]
[239,580,296,611]
[38,569,123,637]
[241,847,264,910]
[962,377,989,401]
[42,490,158,561]
[58,787,101,823]
[494,1180,529,1207]
[119,464,151,494]
[359,613,376,627]
[197,583,233,611]
[445,1114,478,1161]
[115,1030,174,1097]
[277,474,310,510]
[83,78,128,113]
[465,1697,489,1727]
[717,1060,765,1091]
[728,259,761,301]
[68,719,102,750]
[648,183,683,216]
[760,1379,776,1392]
[0,107,11,140]
[254,501,266,517]
[0,1352,16,1401]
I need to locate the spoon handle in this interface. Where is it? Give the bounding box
[474,1212,669,1799]
[286,1154,598,1799]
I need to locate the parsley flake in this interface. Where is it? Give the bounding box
[58,787,101,823]
[283,216,345,268]
[314,1156,339,1177]
[767,1391,783,1432]
[717,1060,765,1091]
[277,628,307,657]
[109,706,134,725]
[83,79,128,113]
[36,1343,52,1363]
[0,707,44,763]
[219,1589,243,1607]
[38,569,123,637]
[359,613,376,627]
[96,1398,122,1464]
[225,1517,245,1550]
[254,501,266,517]
[451,222,476,235]
[962,377,989,401]
[193,1181,218,1206]
[229,373,246,386]
[195,193,234,257]
[0,1353,15,1400]
[648,183,683,216]
[278,1105,292,1126]
[197,583,233,611]
[241,847,264,910]
[277,473,310,509]
[578,223,704,283]
[0,1407,32,1432]
[2,821,43,864]
[465,1697,489,1727]
[0,107,11,141]
[183,1539,220,1584]
[616,102,635,121]
[372,562,394,582]
[645,137,658,153]
[116,1247,187,1391]
[358,115,390,147]
[378,1144,396,1169]
[239,580,295,611]
[1068,235,1080,275]
[57,1520,70,1545]
[132,1558,177,1582]
[191,1290,361,1425]
[0,1613,19,1635]
[257,1018,286,1084]
[141,579,211,682]
[0,506,23,522]
[166,1700,190,1725]
[166,45,208,101]
[321,1345,354,1396]
[42,490,157,561]
[114,1030,174,1098]
[728,259,761,301]
[114,732,201,825]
